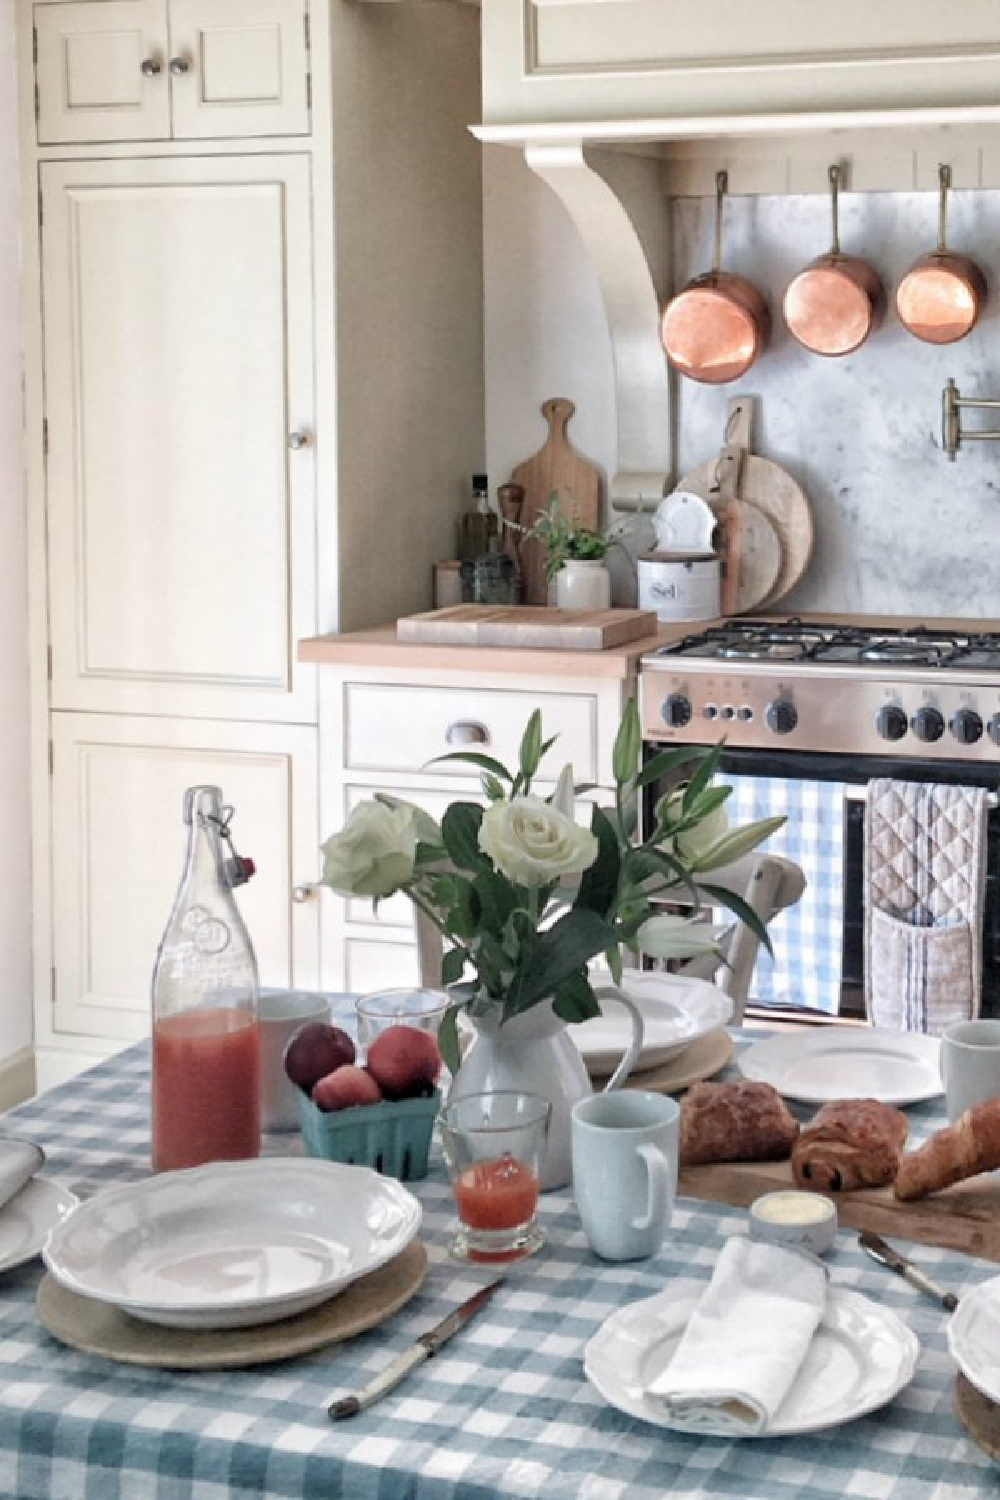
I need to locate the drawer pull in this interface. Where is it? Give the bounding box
[445,720,490,747]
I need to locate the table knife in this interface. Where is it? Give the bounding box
[328,1277,505,1420]
[859,1231,959,1311]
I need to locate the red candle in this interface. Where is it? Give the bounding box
[452,1154,539,1231]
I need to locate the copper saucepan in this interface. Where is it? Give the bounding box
[896,164,987,345]
[661,170,770,385]
[783,165,885,357]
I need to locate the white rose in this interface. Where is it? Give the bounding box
[321,801,417,898]
[656,789,731,863]
[479,796,598,889]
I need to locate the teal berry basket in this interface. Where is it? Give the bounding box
[296,1088,441,1181]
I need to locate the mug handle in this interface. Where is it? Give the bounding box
[591,984,645,1093]
[632,1142,668,1231]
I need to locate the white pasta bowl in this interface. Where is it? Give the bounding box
[42,1158,422,1330]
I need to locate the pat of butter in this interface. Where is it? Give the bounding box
[752,1191,832,1226]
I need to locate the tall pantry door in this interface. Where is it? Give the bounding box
[40,155,318,724]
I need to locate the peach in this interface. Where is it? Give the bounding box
[284,1022,356,1093]
[365,1025,441,1100]
[312,1065,382,1112]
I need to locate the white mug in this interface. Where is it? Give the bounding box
[941,1018,1000,1124]
[258,989,333,1131]
[571,1090,679,1261]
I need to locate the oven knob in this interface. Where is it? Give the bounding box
[661,693,692,729]
[911,706,945,743]
[950,708,984,745]
[987,714,1000,747]
[765,699,798,735]
[875,705,908,742]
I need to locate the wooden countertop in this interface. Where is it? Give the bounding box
[298,613,1000,680]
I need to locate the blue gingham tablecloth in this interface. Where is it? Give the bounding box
[0,1027,998,1500]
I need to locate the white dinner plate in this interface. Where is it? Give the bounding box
[570,974,733,1077]
[0,1178,79,1275]
[585,1283,919,1438]
[738,1027,942,1106]
[42,1158,421,1330]
[947,1276,1000,1403]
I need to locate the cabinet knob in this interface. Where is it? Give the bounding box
[140,58,162,77]
[291,883,318,904]
[169,56,191,75]
[287,430,311,451]
[445,721,490,746]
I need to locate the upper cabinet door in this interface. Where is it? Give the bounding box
[168,0,310,139]
[41,154,318,724]
[34,0,171,144]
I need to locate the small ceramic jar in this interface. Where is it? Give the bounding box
[748,1191,838,1257]
[556,559,612,611]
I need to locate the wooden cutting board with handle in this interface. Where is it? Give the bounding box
[680,1156,1000,1264]
[511,398,602,607]
[679,396,814,613]
[710,434,783,615]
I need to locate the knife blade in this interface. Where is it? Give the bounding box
[859,1231,959,1312]
[328,1277,505,1420]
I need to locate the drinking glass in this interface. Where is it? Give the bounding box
[439,1091,551,1263]
[355,987,450,1053]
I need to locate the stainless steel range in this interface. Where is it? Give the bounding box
[641,618,1000,763]
[639,618,1000,1020]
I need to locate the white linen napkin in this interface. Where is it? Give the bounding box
[0,1137,44,1214]
[645,1236,828,1436]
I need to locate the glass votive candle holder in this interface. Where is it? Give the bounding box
[439,1091,551,1264]
[355,987,450,1055]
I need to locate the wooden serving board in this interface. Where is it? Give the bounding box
[956,1374,1000,1461]
[397,605,655,651]
[511,398,602,607]
[680,1157,1000,1263]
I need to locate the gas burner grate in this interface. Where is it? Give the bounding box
[654,619,1000,674]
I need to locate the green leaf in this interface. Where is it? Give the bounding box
[473,868,519,935]
[440,803,485,872]
[605,947,624,986]
[682,784,733,822]
[507,907,618,1016]
[552,971,600,1025]
[437,1003,464,1075]
[481,772,507,802]
[425,749,513,781]
[690,816,787,872]
[518,710,543,782]
[574,804,620,918]
[612,697,641,786]
[441,946,468,985]
[697,880,774,957]
[681,741,724,814]
[636,744,714,790]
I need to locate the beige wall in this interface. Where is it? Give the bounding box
[0,0,33,1066]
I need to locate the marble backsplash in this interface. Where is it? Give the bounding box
[669,189,1000,620]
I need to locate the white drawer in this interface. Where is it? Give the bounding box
[343,683,598,781]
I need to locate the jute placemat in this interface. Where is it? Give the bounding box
[592,1029,734,1096]
[36,1237,428,1370]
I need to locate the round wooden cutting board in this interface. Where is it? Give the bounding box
[591,1028,735,1095]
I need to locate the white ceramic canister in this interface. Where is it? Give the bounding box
[637,551,721,623]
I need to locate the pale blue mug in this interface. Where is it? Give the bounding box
[571,1091,679,1261]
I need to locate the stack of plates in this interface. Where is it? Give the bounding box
[41,1158,422,1330]
[570,974,734,1093]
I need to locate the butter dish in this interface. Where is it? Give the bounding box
[749,1191,837,1257]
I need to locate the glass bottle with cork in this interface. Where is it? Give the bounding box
[150,785,260,1171]
[457,473,514,603]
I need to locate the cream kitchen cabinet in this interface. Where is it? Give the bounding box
[481,0,1000,134]
[33,0,309,145]
[308,639,645,993]
[43,712,320,1087]
[41,153,317,726]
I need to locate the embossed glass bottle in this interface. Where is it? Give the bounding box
[150,785,260,1171]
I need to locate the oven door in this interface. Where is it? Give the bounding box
[642,744,1000,1022]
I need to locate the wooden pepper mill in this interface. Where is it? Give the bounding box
[497,482,526,604]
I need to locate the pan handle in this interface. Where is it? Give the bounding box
[828,164,842,257]
[937,163,951,255]
[712,170,727,277]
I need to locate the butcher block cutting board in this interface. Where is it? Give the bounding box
[680,1157,1000,1264]
[397,605,655,651]
[511,398,602,607]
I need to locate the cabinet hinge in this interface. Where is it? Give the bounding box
[304,12,310,53]
[50,966,57,1005]
[32,26,38,63]
[34,83,40,124]
[48,736,54,774]
[47,644,53,681]
[42,416,48,456]
[37,192,43,230]
[306,72,312,110]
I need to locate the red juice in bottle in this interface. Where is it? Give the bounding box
[151,1008,260,1171]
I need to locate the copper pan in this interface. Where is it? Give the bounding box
[896,164,986,345]
[783,165,885,357]
[661,171,770,385]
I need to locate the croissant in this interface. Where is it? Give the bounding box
[791,1099,908,1193]
[680,1080,799,1167]
[895,1099,1000,1201]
